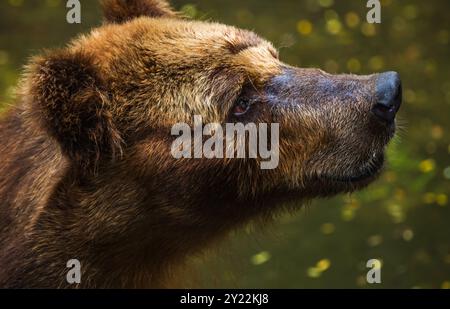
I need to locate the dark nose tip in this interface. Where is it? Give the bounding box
[372,71,402,123]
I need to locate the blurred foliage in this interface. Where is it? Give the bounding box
[0,0,449,288]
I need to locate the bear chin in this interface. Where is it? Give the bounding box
[299,152,385,196]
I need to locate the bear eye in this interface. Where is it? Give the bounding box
[232,97,251,116]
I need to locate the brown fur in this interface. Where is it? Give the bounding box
[0,0,397,288]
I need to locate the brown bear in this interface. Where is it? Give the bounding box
[0,0,401,288]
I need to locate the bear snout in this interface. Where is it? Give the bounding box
[372,71,402,124]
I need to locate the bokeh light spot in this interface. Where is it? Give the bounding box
[422,192,435,204]
[307,258,331,278]
[316,258,331,271]
[368,56,385,71]
[306,267,321,278]
[361,23,376,36]
[404,89,416,103]
[443,167,450,179]
[345,12,360,28]
[393,17,408,33]
[320,223,335,235]
[402,229,414,242]
[251,251,271,266]
[318,0,334,8]
[324,59,339,73]
[442,281,450,289]
[297,20,313,36]
[395,189,406,201]
[431,125,443,140]
[404,44,421,62]
[419,159,435,173]
[367,235,383,247]
[384,171,397,183]
[347,58,361,72]
[326,19,342,35]
[436,194,448,206]
[180,4,197,18]
[324,10,338,21]
[387,204,405,223]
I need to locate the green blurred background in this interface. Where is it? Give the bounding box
[1,0,449,288]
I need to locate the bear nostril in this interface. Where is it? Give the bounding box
[372,102,395,122]
[372,71,402,123]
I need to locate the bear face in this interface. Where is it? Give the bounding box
[1,0,401,287]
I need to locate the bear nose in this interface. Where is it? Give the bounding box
[372,71,402,123]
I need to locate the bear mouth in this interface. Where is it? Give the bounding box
[325,152,385,184]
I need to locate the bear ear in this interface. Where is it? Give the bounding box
[27,49,123,173]
[101,0,179,24]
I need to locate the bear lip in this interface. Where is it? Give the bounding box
[325,152,385,184]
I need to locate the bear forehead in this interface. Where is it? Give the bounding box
[72,16,281,79]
